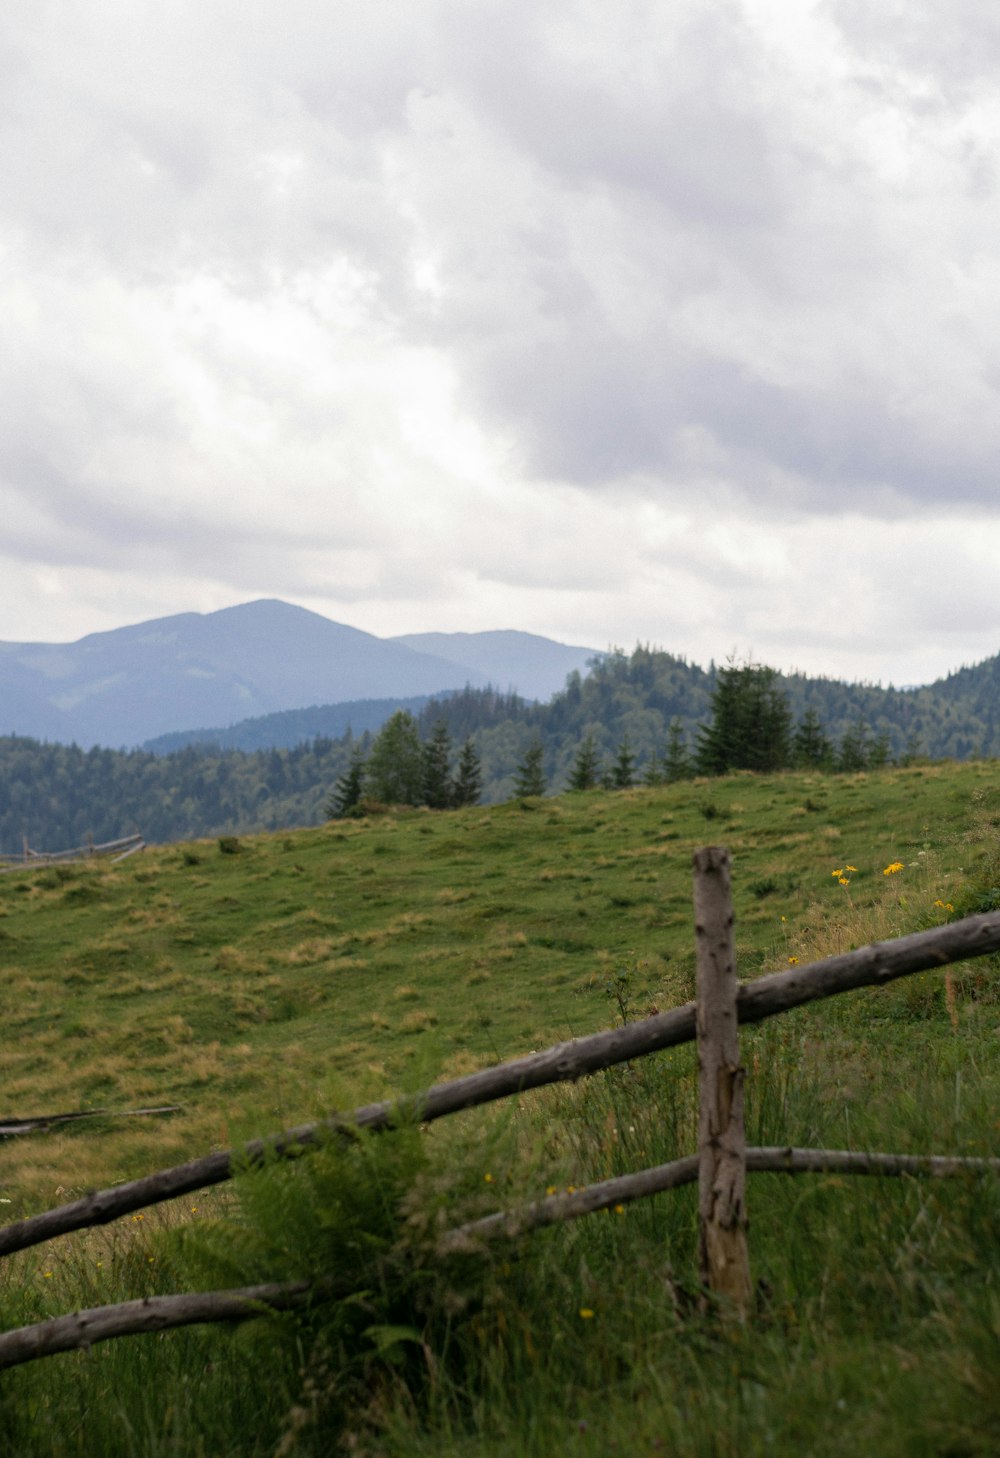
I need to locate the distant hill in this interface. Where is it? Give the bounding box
[0,600,486,748]
[389,630,599,701]
[141,634,601,755]
[0,601,597,750]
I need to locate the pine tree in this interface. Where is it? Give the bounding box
[512,740,546,798]
[792,709,833,769]
[364,710,424,805]
[421,720,453,809]
[452,737,483,807]
[837,717,870,773]
[662,718,694,782]
[642,750,665,787]
[610,735,636,789]
[696,660,792,775]
[899,730,922,767]
[326,745,366,818]
[868,728,892,769]
[568,734,600,791]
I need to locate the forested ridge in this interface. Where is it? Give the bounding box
[3,645,1000,852]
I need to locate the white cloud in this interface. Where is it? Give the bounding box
[1,0,1000,688]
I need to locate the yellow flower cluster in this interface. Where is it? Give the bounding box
[883,862,904,876]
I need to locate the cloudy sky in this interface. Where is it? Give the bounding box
[3,0,999,686]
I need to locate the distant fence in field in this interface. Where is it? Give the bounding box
[0,832,145,873]
[1,848,1000,1367]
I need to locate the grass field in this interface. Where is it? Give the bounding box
[1,762,999,1454]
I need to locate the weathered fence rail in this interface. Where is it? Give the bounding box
[0,1105,182,1141]
[2,1143,1000,1371]
[0,832,145,872]
[1,848,999,1366]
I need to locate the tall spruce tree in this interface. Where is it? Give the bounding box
[452,737,483,806]
[512,739,546,798]
[792,709,833,769]
[642,749,665,786]
[610,735,636,789]
[837,716,870,773]
[696,660,792,775]
[326,744,367,818]
[364,710,424,805]
[663,718,694,782]
[568,734,600,791]
[868,729,892,769]
[421,720,453,809]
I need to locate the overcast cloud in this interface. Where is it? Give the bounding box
[2,0,999,686]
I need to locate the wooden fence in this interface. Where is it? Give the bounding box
[1,845,1000,1367]
[0,832,145,874]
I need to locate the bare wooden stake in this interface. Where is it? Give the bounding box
[694,846,752,1317]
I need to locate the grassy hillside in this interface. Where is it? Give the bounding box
[0,760,992,1201]
[1,762,999,1455]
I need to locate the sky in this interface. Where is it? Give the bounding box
[3,0,1000,687]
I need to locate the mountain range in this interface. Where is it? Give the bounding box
[0,600,599,749]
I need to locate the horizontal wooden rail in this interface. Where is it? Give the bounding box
[2,909,999,1258]
[0,1106,182,1141]
[0,1280,323,1371]
[2,1145,998,1371]
[0,833,144,872]
[447,1146,1000,1245]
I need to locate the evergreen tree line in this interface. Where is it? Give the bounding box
[494,659,922,801]
[0,736,356,854]
[1,647,996,851]
[326,713,483,817]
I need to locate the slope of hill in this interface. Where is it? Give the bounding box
[1,759,991,1198]
[142,694,440,754]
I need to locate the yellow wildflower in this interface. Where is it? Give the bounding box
[883,862,904,876]
[579,1308,595,1320]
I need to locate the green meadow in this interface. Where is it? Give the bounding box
[1,762,999,1455]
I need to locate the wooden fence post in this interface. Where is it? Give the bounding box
[693,845,752,1317]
